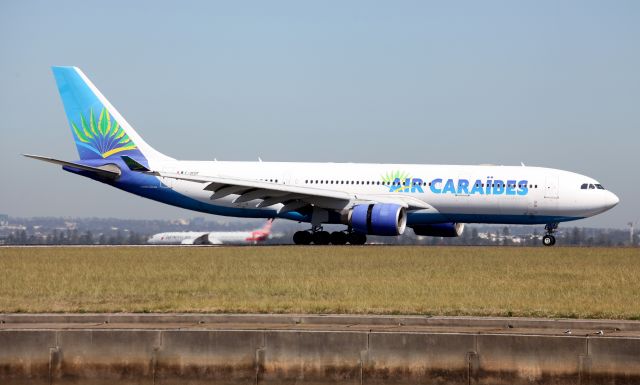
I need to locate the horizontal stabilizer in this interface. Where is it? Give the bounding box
[23,154,121,178]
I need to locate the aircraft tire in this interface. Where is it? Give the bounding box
[329,231,348,245]
[542,234,555,246]
[312,231,331,245]
[293,231,312,245]
[348,232,367,245]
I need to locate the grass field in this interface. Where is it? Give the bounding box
[0,246,638,319]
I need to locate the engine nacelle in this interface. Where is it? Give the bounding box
[411,223,464,237]
[349,203,407,236]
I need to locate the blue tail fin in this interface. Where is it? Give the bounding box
[52,66,172,162]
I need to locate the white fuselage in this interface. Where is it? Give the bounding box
[148,229,268,245]
[134,160,618,225]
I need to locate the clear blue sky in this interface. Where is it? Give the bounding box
[1,0,638,228]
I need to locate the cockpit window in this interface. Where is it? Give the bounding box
[581,182,606,190]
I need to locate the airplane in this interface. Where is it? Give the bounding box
[147,219,274,245]
[25,67,619,246]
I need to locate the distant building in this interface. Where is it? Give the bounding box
[0,214,8,226]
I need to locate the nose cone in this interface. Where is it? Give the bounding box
[603,191,620,211]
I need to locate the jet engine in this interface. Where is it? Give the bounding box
[411,223,465,237]
[348,203,407,236]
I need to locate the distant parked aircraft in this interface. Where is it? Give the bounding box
[147,219,273,245]
[26,67,619,246]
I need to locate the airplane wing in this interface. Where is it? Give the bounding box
[136,168,432,213]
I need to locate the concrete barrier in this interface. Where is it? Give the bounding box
[156,330,263,385]
[1,314,639,384]
[0,330,55,385]
[53,330,160,385]
[261,331,367,384]
[364,333,476,385]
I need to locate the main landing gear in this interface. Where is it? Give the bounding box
[293,226,367,245]
[542,223,558,246]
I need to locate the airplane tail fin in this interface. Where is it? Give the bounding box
[51,66,173,163]
[259,219,274,234]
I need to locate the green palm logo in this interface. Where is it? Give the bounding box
[381,170,411,192]
[71,108,137,158]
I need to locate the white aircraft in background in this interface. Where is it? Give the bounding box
[26,67,619,246]
[147,219,274,245]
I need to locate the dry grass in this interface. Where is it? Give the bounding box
[0,246,638,319]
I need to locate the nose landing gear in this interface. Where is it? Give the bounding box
[542,223,558,246]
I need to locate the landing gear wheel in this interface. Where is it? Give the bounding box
[312,231,331,245]
[542,223,558,246]
[329,231,348,245]
[293,231,312,245]
[542,234,556,247]
[347,232,367,245]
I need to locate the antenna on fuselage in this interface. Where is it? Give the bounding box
[520,162,526,167]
